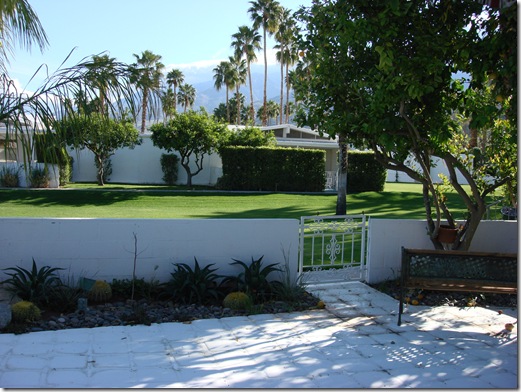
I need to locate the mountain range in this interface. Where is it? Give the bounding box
[180,62,292,118]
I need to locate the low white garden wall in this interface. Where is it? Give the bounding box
[0,218,299,284]
[366,219,518,283]
[0,218,516,286]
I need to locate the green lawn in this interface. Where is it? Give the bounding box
[0,182,474,220]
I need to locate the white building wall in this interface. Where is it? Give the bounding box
[69,135,223,186]
[0,218,299,284]
[386,156,470,185]
[0,162,60,188]
[366,219,518,283]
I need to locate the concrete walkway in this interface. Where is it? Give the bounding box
[0,282,517,388]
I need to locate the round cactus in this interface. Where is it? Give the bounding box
[11,301,41,322]
[87,280,112,303]
[223,291,252,311]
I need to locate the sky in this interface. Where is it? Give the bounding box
[7,0,312,92]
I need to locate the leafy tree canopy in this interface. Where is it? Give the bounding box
[150,110,227,186]
[293,0,517,250]
[57,113,141,186]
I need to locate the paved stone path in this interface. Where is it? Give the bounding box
[0,282,517,388]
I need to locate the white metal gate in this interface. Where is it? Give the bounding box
[298,214,369,283]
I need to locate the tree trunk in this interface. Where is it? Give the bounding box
[336,135,348,215]
[262,28,268,126]
[236,87,241,125]
[141,88,148,134]
[182,163,192,187]
[95,155,105,186]
[279,59,284,124]
[285,63,290,123]
[248,63,255,123]
[226,89,230,124]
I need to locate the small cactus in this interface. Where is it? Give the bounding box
[223,291,252,311]
[87,280,112,303]
[11,301,41,322]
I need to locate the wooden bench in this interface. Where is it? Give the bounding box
[397,247,517,326]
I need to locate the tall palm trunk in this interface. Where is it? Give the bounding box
[285,63,290,123]
[141,88,148,133]
[226,88,230,124]
[236,86,241,125]
[279,55,284,124]
[248,63,255,123]
[262,28,268,126]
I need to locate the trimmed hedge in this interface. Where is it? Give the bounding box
[34,133,73,186]
[347,151,386,193]
[160,153,179,185]
[218,146,326,192]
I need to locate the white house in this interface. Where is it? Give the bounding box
[67,123,341,189]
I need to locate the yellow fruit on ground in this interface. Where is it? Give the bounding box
[317,300,326,309]
[411,299,419,306]
[505,323,514,331]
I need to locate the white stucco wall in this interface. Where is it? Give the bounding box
[69,135,223,186]
[0,162,60,188]
[0,217,515,287]
[0,218,299,284]
[386,156,470,184]
[366,219,518,283]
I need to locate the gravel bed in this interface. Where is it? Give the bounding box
[3,293,321,334]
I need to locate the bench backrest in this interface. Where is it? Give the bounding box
[401,247,518,283]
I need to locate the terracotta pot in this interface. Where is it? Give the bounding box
[437,225,458,243]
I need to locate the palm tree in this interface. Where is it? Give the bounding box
[231,25,261,122]
[0,0,48,71]
[248,0,282,126]
[275,7,298,124]
[257,99,279,126]
[165,69,184,114]
[213,61,231,123]
[228,55,248,125]
[130,50,165,133]
[161,87,177,121]
[177,83,196,112]
[84,54,119,116]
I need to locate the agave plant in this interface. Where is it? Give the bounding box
[163,257,222,305]
[225,256,281,302]
[1,258,63,306]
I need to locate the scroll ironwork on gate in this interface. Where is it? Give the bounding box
[298,214,368,283]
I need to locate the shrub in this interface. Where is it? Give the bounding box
[271,249,308,303]
[34,133,73,186]
[87,280,112,303]
[223,291,253,311]
[163,258,222,305]
[48,285,83,313]
[223,256,281,303]
[111,277,162,301]
[0,166,20,187]
[218,146,326,191]
[160,153,179,185]
[11,301,41,322]
[347,151,387,193]
[28,166,50,188]
[1,259,63,306]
